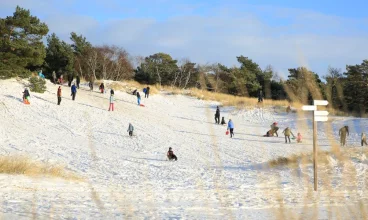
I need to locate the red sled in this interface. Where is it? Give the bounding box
[226,130,229,135]
[139,104,145,107]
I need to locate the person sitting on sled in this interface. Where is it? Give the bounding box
[221,117,226,125]
[167,147,177,161]
[23,88,30,104]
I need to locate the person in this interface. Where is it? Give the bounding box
[362,133,367,147]
[215,106,220,124]
[167,147,178,161]
[286,105,291,114]
[132,89,137,95]
[71,83,77,101]
[52,71,57,84]
[57,86,62,105]
[110,89,114,95]
[270,122,279,137]
[67,73,74,87]
[76,75,81,89]
[89,81,94,91]
[221,117,226,125]
[22,88,30,104]
[38,70,45,79]
[143,87,147,97]
[296,132,302,143]
[227,119,234,138]
[137,92,141,105]
[339,126,349,146]
[258,89,263,103]
[127,123,134,136]
[146,86,150,98]
[282,127,295,144]
[99,83,105,93]
[59,74,64,84]
[108,94,114,111]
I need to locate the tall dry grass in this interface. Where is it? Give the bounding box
[0,155,80,180]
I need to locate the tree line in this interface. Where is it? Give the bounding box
[1,6,367,115]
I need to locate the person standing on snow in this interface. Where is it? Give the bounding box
[339,126,349,146]
[143,87,147,97]
[282,127,295,144]
[108,94,114,111]
[215,106,220,124]
[52,71,57,84]
[227,119,235,138]
[362,133,367,146]
[258,89,264,103]
[76,75,81,89]
[99,83,105,93]
[145,86,150,98]
[71,83,77,101]
[137,92,141,105]
[110,89,114,95]
[127,123,134,136]
[167,147,178,161]
[57,86,62,105]
[22,88,30,104]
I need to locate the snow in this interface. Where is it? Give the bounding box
[0,78,367,219]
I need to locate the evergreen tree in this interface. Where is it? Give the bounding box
[0,6,48,78]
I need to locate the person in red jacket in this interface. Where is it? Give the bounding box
[167,147,177,161]
[57,86,62,105]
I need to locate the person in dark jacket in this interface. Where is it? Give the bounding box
[89,81,94,91]
[167,147,177,161]
[362,133,367,147]
[137,92,141,105]
[67,73,74,87]
[71,84,77,101]
[215,106,220,124]
[145,86,150,98]
[76,75,81,89]
[339,126,349,146]
[258,89,263,103]
[221,117,226,125]
[132,89,137,95]
[99,83,105,93]
[127,123,134,136]
[57,86,62,105]
[110,89,114,95]
[23,88,30,104]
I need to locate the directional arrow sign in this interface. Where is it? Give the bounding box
[315,116,328,122]
[314,100,329,106]
[302,105,316,111]
[314,111,329,116]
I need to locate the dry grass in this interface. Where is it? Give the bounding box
[0,155,80,180]
[268,151,332,168]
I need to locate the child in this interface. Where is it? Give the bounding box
[296,132,302,143]
[137,92,141,105]
[22,88,30,104]
[227,119,234,138]
[221,117,226,125]
[99,83,105,93]
[167,147,177,161]
[108,94,114,111]
[362,133,367,146]
[282,127,295,144]
[127,123,134,136]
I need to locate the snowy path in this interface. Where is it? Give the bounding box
[0,79,367,219]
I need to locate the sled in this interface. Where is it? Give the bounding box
[23,99,30,105]
[139,104,145,107]
[226,130,229,135]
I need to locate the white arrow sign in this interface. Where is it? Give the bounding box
[314,111,329,116]
[302,105,316,111]
[314,100,329,106]
[315,116,328,122]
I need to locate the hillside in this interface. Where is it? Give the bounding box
[0,79,367,219]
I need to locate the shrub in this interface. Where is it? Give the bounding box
[29,76,47,93]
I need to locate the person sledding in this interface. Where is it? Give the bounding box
[127,123,134,136]
[108,94,114,111]
[99,83,105,93]
[22,88,30,104]
[167,147,177,161]
[227,119,234,138]
[282,127,295,144]
[215,106,220,124]
[221,117,226,125]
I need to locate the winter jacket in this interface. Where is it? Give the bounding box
[143,88,147,93]
[110,89,114,95]
[127,123,134,132]
[215,108,220,116]
[76,76,80,84]
[227,120,234,129]
[221,117,226,125]
[71,85,77,93]
[167,150,174,157]
[109,95,114,103]
[282,127,294,137]
[52,71,56,79]
[362,133,366,141]
[339,126,349,137]
[137,92,141,99]
[146,87,150,93]
[99,84,105,90]
[57,88,62,97]
[23,89,30,97]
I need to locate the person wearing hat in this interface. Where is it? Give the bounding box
[227,119,235,138]
[167,147,177,161]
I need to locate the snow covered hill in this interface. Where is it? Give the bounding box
[0,79,367,219]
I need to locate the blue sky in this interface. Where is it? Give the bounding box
[1,0,368,78]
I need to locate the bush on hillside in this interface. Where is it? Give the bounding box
[29,76,47,93]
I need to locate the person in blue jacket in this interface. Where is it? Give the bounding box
[227,119,234,138]
[71,83,77,101]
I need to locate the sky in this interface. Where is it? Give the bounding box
[1,0,368,78]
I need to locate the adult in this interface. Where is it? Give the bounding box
[57,86,62,105]
[258,89,264,103]
[67,73,74,87]
[76,75,81,89]
[339,126,349,146]
[52,71,57,84]
[145,86,150,98]
[89,80,94,91]
[227,119,235,138]
[137,92,141,105]
[71,83,77,101]
[215,106,220,124]
[110,89,114,95]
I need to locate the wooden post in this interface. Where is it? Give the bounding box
[313,112,317,191]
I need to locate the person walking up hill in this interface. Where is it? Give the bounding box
[71,83,77,101]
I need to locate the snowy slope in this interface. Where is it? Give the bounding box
[0,79,367,219]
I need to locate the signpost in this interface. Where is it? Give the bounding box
[302,100,329,191]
